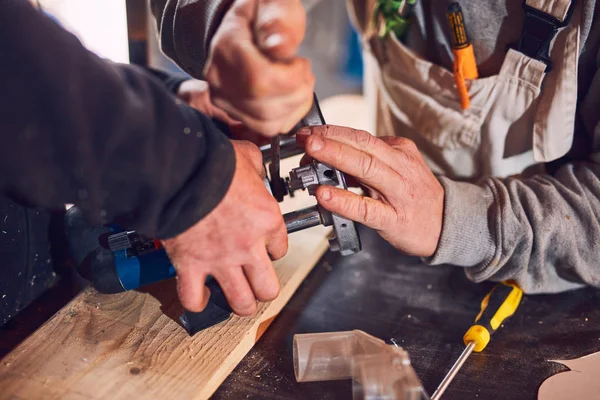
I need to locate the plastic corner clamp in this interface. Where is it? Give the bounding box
[294,330,428,399]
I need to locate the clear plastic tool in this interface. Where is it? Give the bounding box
[293,330,430,400]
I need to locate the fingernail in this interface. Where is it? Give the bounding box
[309,136,324,152]
[262,33,284,49]
[296,128,311,136]
[320,187,332,201]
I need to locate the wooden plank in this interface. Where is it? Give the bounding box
[0,154,330,400]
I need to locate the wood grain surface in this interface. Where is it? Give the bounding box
[0,155,331,400]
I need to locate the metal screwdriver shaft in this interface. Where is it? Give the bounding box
[430,341,475,400]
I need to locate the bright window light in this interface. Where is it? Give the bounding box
[37,0,129,63]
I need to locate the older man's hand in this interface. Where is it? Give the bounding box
[204,0,315,136]
[162,140,287,316]
[298,126,445,258]
[177,79,240,126]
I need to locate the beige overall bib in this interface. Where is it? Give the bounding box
[348,0,581,180]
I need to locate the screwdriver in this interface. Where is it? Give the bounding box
[430,281,524,400]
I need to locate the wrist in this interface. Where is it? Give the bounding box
[202,0,238,76]
[423,185,445,258]
[423,178,496,267]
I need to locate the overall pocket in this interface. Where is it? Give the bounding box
[368,33,548,179]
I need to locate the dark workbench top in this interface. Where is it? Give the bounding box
[214,225,600,400]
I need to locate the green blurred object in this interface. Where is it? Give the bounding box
[374,0,417,39]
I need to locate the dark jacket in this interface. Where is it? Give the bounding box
[0,0,235,240]
[0,1,236,327]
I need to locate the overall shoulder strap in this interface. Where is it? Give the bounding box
[526,0,574,22]
[511,0,576,70]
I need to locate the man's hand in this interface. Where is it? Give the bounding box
[178,80,272,146]
[299,126,445,258]
[204,0,315,136]
[177,79,238,126]
[161,141,288,316]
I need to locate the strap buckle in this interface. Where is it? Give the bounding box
[508,0,575,72]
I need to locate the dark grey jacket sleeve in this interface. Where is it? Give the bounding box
[0,0,235,239]
[426,21,600,294]
[150,0,234,78]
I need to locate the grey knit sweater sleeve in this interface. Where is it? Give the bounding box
[150,0,234,78]
[427,169,600,294]
[427,22,600,294]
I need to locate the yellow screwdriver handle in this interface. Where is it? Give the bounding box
[463,281,523,352]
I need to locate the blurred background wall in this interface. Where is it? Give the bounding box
[143,0,364,99]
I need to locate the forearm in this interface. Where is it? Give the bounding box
[150,0,235,78]
[0,1,235,239]
[428,163,600,293]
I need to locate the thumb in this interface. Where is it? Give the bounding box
[255,0,306,61]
